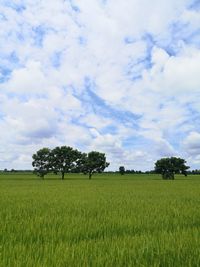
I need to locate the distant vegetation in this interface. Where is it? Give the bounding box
[119,166,125,175]
[32,148,190,180]
[32,146,109,179]
[154,157,189,179]
[0,153,195,180]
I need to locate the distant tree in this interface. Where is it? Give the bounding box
[119,166,125,175]
[32,148,51,178]
[155,157,189,180]
[51,146,82,179]
[125,169,136,174]
[190,169,200,175]
[80,151,110,179]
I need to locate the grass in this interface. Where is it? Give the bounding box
[0,173,200,266]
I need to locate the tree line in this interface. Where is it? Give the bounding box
[119,157,190,180]
[32,146,109,179]
[1,153,192,181]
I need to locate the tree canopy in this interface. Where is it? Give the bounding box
[51,146,82,179]
[79,151,110,179]
[32,148,51,178]
[119,166,125,175]
[32,147,109,179]
[155,157,189,180]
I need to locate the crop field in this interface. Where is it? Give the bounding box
[0,173,200,267]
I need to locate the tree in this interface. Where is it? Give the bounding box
[80,151,110,179]
[155,157,189,180]
[32,148,51,178]
[119,166,125,175]
[51,146,82,179]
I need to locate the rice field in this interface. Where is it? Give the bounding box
[0,173,200,267]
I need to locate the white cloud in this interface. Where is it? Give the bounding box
[183,132,200,156]
[3,61,48,94]
[0,0,200,170]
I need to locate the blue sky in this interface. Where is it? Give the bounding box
[0,0,200,170]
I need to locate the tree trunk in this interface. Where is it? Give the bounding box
[89,172,92,180]
[40,173,44,179]
[162,172,174,180]
[61,172,65,180]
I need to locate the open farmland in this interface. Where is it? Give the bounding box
[0,173,200,267]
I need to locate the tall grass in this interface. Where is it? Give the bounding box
[0,173,200,266]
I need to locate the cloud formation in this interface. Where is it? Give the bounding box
[0,0,200,170]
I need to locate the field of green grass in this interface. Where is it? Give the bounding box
[0,173,200,267]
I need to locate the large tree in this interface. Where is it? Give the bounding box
[51,146,82,179]
[32,148,51,178]
[81,151,110,179]
[155,157,189,180]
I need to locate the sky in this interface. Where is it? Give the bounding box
[0,0,200,171]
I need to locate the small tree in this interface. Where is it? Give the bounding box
[51,146,82,179]
[81,151,109,179]
[155,157,189,180]
[32,148,51,178]
[119,166,125,175]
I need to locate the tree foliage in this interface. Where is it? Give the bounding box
[119,166,125,175]
[32,147,109,179]
[155,157,189,180]
[32,148,51,178]
[51,146,82,179]
[80,151,110,179]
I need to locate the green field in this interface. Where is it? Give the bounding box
[0,173,200,267]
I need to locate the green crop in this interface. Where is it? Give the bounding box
[0,173,200,267]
